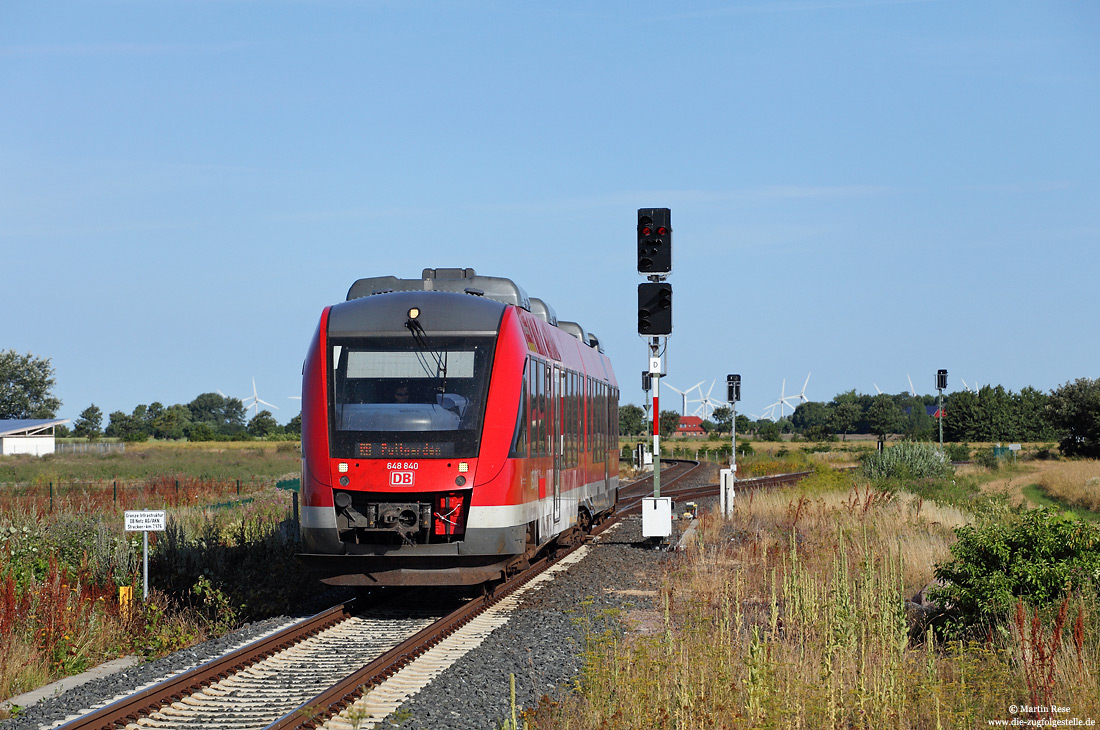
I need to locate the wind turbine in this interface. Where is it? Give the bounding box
[665,381,703,416]
[791,372,811,405]
[907,374,917,397]
[690,380,722,421]
[764,379,796,420]
[241,377,279,417]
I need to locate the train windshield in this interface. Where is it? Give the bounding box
[328,335,496,459]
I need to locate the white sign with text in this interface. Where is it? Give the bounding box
[125,510,167,532]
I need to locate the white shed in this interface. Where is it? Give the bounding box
[0,419,70,457]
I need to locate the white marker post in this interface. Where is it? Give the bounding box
[721,374,741,517]
[124,510,167,600]
[642,351,672,538]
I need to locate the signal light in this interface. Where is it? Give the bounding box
[638,282,673,335]
[937,369,948,390]
[637,208,672,274]
[727,374,741,403]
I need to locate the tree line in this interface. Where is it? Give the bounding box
[0,349,299,442]
[69,395,301,442]
[619,378,1100,458]
[5,349,1097,454]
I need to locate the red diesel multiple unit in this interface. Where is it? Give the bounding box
[298,268,619,586]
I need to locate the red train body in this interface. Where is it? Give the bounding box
[298,268,619,586]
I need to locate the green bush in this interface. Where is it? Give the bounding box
[1035,444,1060,460]
[974,449,1001,471]
[860,440,953,480]
[932,509,1100,635]
[944,442,971,462]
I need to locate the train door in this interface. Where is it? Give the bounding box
[552,365,562,523]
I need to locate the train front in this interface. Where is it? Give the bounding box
[298,289,525,586]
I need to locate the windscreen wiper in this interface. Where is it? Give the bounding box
[405,317,448,394]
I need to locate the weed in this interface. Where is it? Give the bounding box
[861,440,954,480]
[524,472,1100,728]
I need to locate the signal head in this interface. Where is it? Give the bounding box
[637,208,672,275]
[638,282,673,335]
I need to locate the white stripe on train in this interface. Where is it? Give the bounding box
[300,476,618,532]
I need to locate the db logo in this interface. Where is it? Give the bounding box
[390,471,415,486]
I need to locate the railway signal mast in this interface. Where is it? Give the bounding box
[721,374,741,517]
[637,208,673,539]
[936,369,948,449]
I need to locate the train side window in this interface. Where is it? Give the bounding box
[602,383,609,458]
[531,360,543,457]
[600,382,606,460]
[539,360,549,457]
[510,361,529,458]
[526,361,536,457]
[602,383,608,459]
[572,373,580,463]
[611,387,619,444]
[570,372,579,468]
[575,373,582,465]
[563,371,571,467]
[586,377,594,453]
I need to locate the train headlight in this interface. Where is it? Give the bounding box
[458,462,469,473]
[338,462,349,473]
[455,475,466,486]
[408,307,420,320]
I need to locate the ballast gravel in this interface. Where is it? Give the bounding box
[2,513,682,730]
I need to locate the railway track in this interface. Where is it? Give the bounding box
[53,597,459,730]
[617,459,815,510]
[52,459,799,730]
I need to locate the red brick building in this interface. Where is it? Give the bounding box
[674,416,706,437]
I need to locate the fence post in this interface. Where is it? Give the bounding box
[236,479,240,496]
[113,480,117,505]
[50,482,54,512]
[175,479,179,496]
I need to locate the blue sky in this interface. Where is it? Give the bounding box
[2,1,1097,425]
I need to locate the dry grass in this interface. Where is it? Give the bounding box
[525,474,1100,729]
[971,459,1100,514]
[1034,460,1100,512]
[727,477,969,600]
[123,440,295,452]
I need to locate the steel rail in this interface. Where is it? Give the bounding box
[57,602,356,730]
[268,460,706,730]
[265,550,564,730]
[55,459,708,730]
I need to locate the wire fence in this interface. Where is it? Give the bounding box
[54,442,126,455]
[2,475,275,517]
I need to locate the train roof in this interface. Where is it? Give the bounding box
[342,268,603,351]
[347,268,531,310]
[329,289,506,337]
[528,297,557,325]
